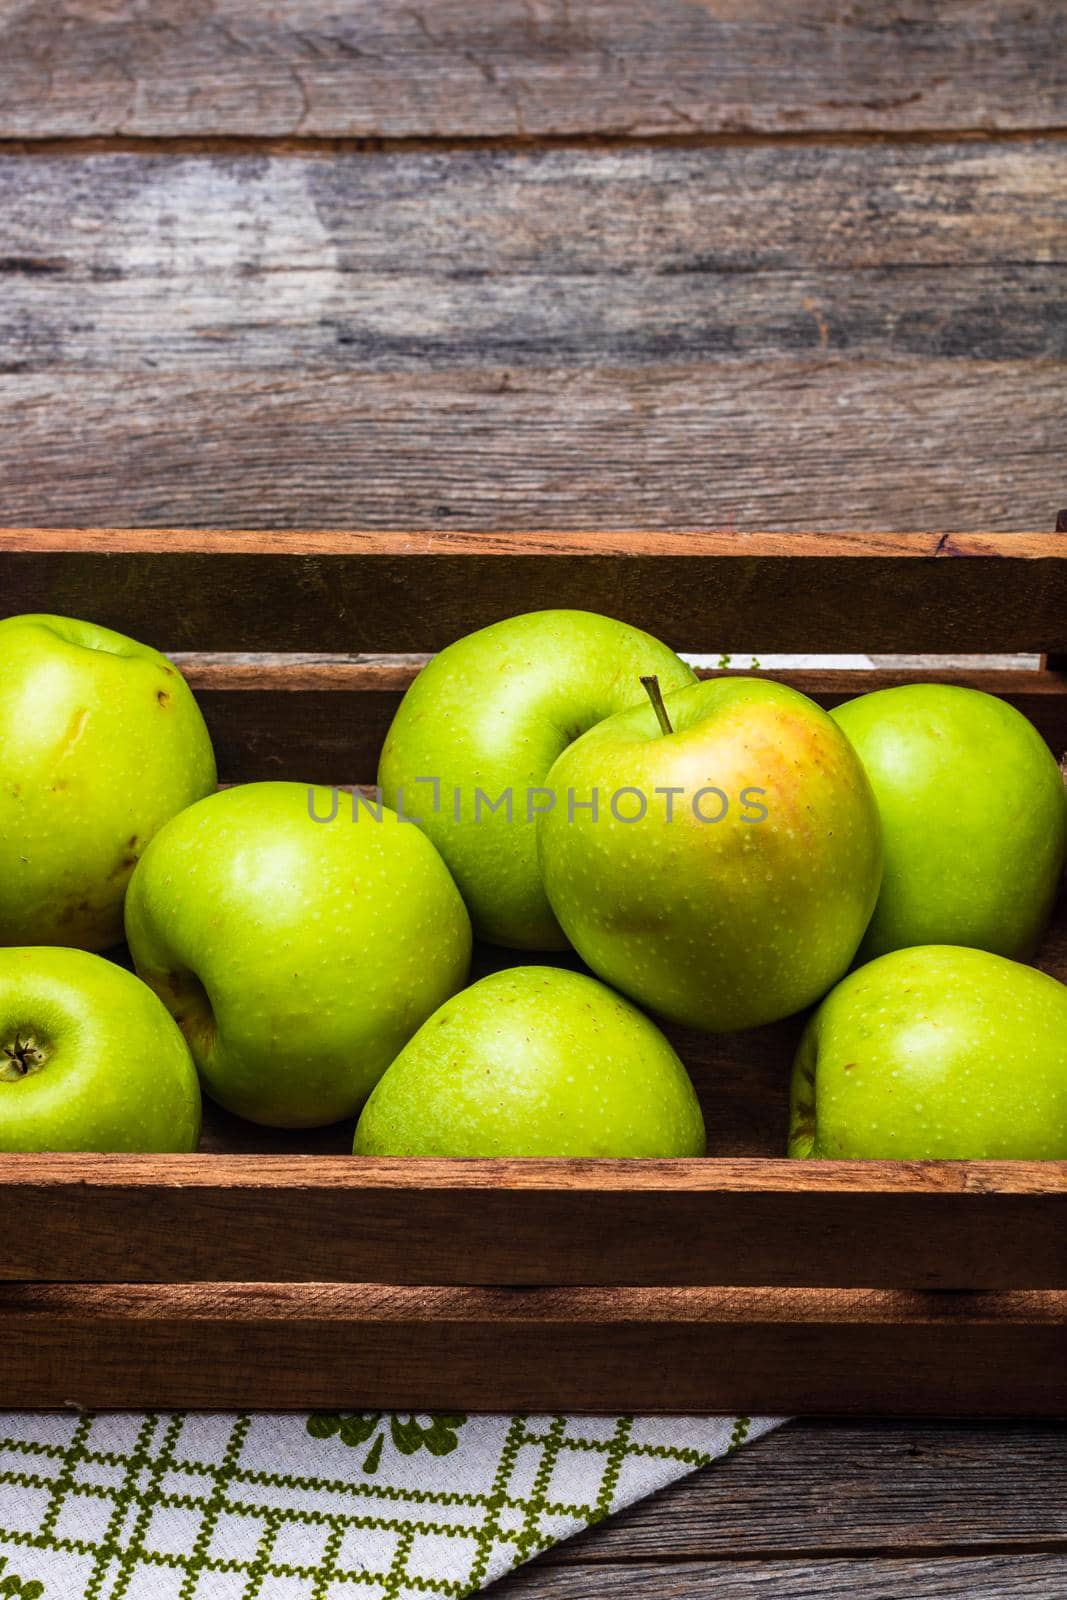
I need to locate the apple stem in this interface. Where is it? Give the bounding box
[640,675,674,737]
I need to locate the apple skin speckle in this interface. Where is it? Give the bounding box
[0,945,200,1152]
[538,677,882,1033]
[790,944,1067,1160]
[0,613,216,951]
[378,610,696,950]
[125,781,472,1129]
[832,683,1067,962]
[354,966,705,1158]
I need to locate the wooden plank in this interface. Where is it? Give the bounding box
[1,1,1064,138]
[9,255,1063,370]
[0,1156,1062,1290]
[4,529,1067,654]
[2,145,1064,373]
[543,1419,1067,1560]
[9,528,1061,555]
[0,1284,1061,1413]
[0,144,1062,533]
[1,362,1061,535]
[497,1554,1067,1598]
[174,662,1067,782]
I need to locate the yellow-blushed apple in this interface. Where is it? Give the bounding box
[537,676,882,1032]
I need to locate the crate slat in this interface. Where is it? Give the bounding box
[0,1283,1062,1415]
[0,1157,1063,1291]
[4,529,1067,655]
[177,661,1067,783]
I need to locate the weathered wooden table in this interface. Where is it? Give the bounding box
[1,4,1065,1594]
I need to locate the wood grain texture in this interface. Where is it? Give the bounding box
[3,145,1065,370]
[1,0,1064,139]
[0,1283,1062,1413]
[1,139,1063,533]
[6,528,1059,554]
[469,1417,1067,1597]
[0,1156,1062,1290]
[6,529,1067,653]
[529,1418,1067,1600]
[497,1554,1067,1598]
[3,362,1062,533]
[542,1419,1067,1559]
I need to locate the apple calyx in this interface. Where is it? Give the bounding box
[0,1031,49,1081]
[640,674,674,738]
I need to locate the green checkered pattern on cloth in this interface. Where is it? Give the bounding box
[0,1410,781,1597]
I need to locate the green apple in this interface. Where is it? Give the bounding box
[0,613,216,950]
[537,676,882,1032]
[352,965,706,1157]
[0,945,200,1151]
[789,944,1067,1159]
[125,781,472,1127]
[378,610,696,949]
[831,683,1066,961]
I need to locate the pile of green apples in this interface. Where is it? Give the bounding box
[2,609,1066,1160]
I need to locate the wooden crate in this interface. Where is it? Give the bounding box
[1,527,1066,1416]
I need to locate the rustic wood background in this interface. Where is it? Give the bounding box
[1,0,1065,530]
[2,2,1065,1594]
